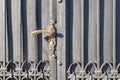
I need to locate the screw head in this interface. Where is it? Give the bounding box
[58,0,62,3]
[57,61,63,66]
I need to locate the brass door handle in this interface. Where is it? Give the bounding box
[31,24,55,36]
[31,23,56,59]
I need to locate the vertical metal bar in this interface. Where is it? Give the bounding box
[81,0,84,70]
[5,0,7,63]
[104,0,113,62]
[11,0,21,62]
[41,0,50,60]
[19,0,22,66]
[97,0,100,69]
[113,0,116,69]
[5,1,8,79]
[5,15,8,63]
[27,0,37,62]
[20,0,22,76]
[88,0,97,62]
[49,0,57,23]
[4,0,7,80]
[0,0,6,63]
[57,0,67,80]
[72,0,81,62]
[11,0,22,68]
[49,0,57,80]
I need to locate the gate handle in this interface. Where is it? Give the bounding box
[31,24,55,36]
[31,23,56,59]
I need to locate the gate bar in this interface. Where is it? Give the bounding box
[81,0,84,70]
[4,0,7,67]
[57,0,67,80]
[0,0,6,66]
[112,0,116,69]
[97,0,100,69]
[49,0,57,80]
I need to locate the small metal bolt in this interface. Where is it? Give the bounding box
[58,0,62,3]
[57,61,63,66]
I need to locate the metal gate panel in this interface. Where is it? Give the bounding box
[0,0,50,80]
[0,0,120,80]
[66,0,119,80]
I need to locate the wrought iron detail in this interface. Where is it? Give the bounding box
[0,60,50,80]
[67,62,120,80]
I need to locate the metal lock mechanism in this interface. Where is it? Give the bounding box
[31,23,56,59]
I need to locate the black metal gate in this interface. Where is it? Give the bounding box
[0,0,120,80]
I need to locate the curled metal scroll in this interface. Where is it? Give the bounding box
[0,60,50,80]
[67,62,82,79]
[6,77,18,80]
[67,62,120,79]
